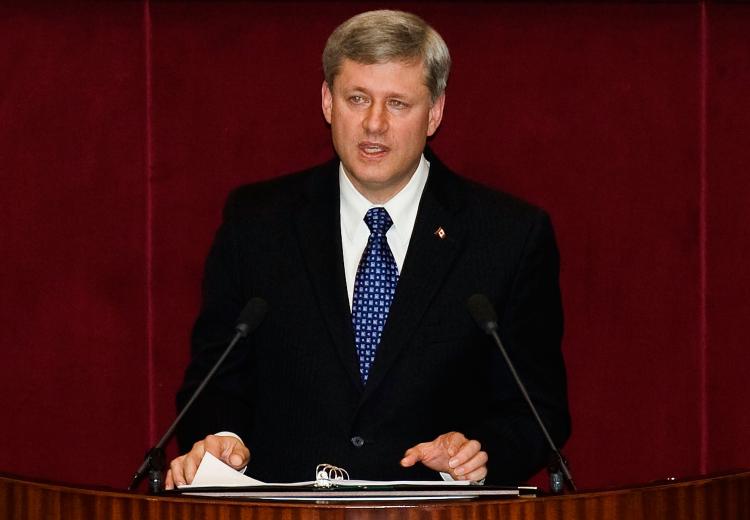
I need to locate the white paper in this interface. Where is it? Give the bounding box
[181,452,471,488]
[183,452,316,488]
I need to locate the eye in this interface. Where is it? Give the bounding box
[388,99,408,109]
[349,95,368,105]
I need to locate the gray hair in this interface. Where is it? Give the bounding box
[322,10,451,102]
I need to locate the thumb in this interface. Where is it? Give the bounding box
[400,443,428,467]
[219,438,249,469]
[211,436,246,468]
[227,446,247,469]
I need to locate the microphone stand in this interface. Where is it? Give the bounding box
[467,294,575,494]
[128,329,246,493]
[485,324,576,493]
[128,298,267,493]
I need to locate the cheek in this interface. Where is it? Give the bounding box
[399,120,430,146]
[330,121,357,158]
[333,111,358,135]
[333,121,352,144]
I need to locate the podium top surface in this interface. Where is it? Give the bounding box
[2,470,749,519]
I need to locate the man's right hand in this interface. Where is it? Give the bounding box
[165,434,250,490]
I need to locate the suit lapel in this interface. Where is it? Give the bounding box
[293,162,364,393]
[362,157,466,401]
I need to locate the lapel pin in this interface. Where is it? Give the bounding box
[434,226,447,240]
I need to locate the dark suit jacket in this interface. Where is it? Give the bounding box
[176,151,570,485]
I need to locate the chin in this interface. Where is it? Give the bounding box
[353,166,397,185]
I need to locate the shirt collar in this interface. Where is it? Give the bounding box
[339,154,430,244]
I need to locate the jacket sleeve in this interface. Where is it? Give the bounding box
[175,197,256,453]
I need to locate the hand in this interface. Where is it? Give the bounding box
[400,431,488,482]
[165,434,250,490]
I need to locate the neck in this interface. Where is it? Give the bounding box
[343,162,421,205]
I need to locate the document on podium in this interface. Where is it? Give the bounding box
[174,452,534,501]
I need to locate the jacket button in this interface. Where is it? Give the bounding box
[350,436,365,448]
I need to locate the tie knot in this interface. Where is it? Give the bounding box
[364,207,393,235]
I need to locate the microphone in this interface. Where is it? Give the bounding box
[235,297,269,338]
[466,294,576,493]
[128,297,269,493]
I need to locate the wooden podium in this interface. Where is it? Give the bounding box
[2,471,748,519]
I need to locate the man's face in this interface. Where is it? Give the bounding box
[322,59,445,203]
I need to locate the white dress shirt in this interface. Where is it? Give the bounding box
[339,154,430,308]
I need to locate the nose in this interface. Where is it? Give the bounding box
[362,103,388,135]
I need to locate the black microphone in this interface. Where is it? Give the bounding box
[466,294,576,493]
[128,297,268,493]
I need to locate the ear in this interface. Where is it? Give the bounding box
[321,81,333,124]
[426,94,446,137]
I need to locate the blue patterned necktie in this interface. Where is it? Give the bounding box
[351,207,399,383]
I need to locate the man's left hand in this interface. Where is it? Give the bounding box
[400,431,488,482]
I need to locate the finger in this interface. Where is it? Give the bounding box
[439,431,467,458]
[462,464,488,483]
[204,434,248,469]
[169,456,187,487]
[202,435,225,458]
[182,450,203,484]
[448,439,481,469]
[453,450,488,478]
[165,468,174,490]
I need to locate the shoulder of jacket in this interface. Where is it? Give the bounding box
[223,159,337,221]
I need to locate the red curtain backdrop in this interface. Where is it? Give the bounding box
[1,1,748,491]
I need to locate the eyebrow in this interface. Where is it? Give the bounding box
[343,85,414,100]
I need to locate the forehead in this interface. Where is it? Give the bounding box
[333,59,430,97]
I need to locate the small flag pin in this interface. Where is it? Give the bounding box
[434,227,447,240]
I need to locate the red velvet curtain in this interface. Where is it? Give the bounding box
[1,1,748,490]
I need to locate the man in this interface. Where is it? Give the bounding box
[166,10,570,489]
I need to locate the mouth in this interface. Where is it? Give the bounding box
[358,142,390,158]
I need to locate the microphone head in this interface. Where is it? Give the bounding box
[236,297,269,338]
[466,294,499,334]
